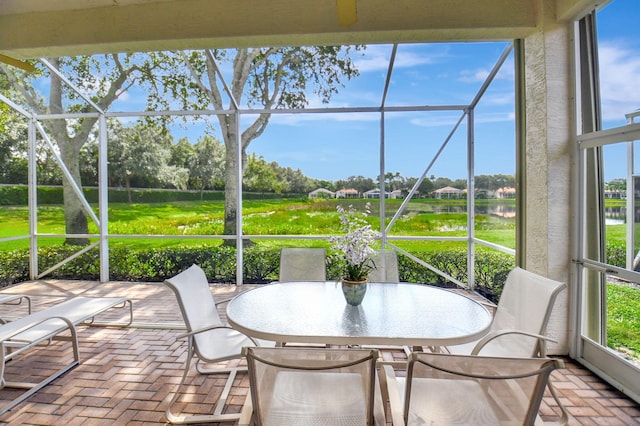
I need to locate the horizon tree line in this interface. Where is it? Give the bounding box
[0,115,517,197]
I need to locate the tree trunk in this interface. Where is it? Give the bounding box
[59,140,89,246]
[47,57,90,246]
[125,174,132,203]
[222,138,239,246]
[221,125,254,248]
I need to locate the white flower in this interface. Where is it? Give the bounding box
[329,203,380,281]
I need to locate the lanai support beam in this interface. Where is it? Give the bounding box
[521,0,574,355]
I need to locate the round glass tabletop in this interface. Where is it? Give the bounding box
[226,281,492,347]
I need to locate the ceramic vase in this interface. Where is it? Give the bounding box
[341,279,367,306]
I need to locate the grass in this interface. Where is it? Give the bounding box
[0,206,31,237]
[0,198,517,252]
[608,283,640,362]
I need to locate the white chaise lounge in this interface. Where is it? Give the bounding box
[0,296,133,415]
[0,294,31,323]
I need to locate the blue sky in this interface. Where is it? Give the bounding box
[237,42,515,182]
[594,0,640,182]
[157,42,516,182]
[111,0,639,183]
[597,0,640,124]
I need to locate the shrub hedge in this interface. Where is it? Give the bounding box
[0,245,515,303]
[0,185,301,205]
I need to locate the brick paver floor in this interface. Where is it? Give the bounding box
[0,279,638,425]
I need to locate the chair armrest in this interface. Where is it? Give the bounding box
[214,296,234,306]
[177,324,237,340]
[471,329,558,356]
[177,324,262,346]
[214,289,250,307]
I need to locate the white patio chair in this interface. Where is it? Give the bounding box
[240,346,386,426]
[381,352,567,425]
[164,264,273,424]
[278,247,326,282]
[368,249,400,283]
[277,248,329,346]
[361,249,409,353]
[445,267,566,357]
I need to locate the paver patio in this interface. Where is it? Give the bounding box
[0,279,638,425]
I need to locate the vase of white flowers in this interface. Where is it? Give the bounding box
[330,203,379,306]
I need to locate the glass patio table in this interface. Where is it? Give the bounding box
[226,281,492,347]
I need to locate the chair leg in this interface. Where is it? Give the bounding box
[546,378,571,425]
[166,344,244,424]
[380,364,406,426]
[238,392,254,426]
[0,326,80,416]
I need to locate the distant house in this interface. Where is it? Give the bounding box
[475,188,495,199]
[308,188,335,199]
[390,189,404,199]
[604,189,626,199]
[336,188,359,198]
[495,186,516,199]
[432,186,464,199]
[363,188,390,199]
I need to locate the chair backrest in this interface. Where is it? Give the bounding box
[244,347,379,426]
[489,267,566,356]
[164,264,223,351]
[404,352,563,425]
[367,250,400,283]
[278,248,326,282]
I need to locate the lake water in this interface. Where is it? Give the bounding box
[427,204,627,224]
[425,203,516,218]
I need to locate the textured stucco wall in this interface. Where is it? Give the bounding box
[523,0,573,355]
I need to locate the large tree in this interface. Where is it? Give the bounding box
[337,175,376,194]
[0,116,29,184]
[0,55,159,245]
[169,137,196,171]
[189,135,226,198]
[244,154,282,195]
[158,47,362,244]
[108,121,183,202]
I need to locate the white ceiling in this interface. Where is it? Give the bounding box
[0,0,598,59]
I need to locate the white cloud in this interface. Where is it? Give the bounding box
[353,45,395,72]
[475,111,515,124]
[409,113,466,128]
[268,109,380,126]
[458,69,491,83]
[116,91,131,102]
[457,56,514,84]
[599,41,640,121]
[354,44,448,73]
[410,111,514,128]
[394,48,444,68]
[479,92,515,106]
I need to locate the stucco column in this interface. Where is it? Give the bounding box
[522,0,573,354]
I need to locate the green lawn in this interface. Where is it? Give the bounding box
[0,198,517,252]
[608,283,640,362]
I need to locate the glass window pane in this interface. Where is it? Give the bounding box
[606,279,640,364]
[596,0,640,130]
